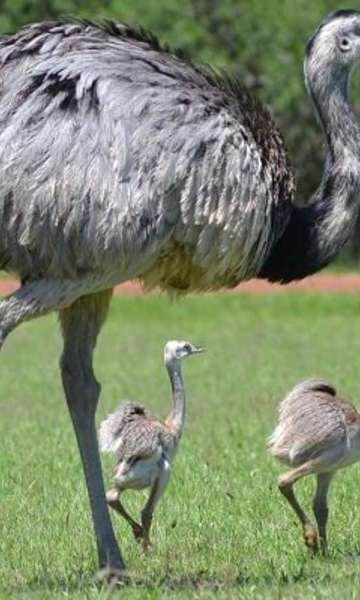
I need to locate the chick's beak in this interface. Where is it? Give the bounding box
[193,345,206,353]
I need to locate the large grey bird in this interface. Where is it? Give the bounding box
[0,9,360,573]
[99,340,204,551]
[269,380,360,553]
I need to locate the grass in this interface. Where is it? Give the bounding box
[1,293,360,599]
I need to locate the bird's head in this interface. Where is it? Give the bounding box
[305,10,360,93]
[164,340,205,364]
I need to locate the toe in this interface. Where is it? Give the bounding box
[304,526,319,552]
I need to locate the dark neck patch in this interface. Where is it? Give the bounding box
[258,202,330,283]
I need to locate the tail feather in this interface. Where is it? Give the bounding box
[98,412,122,454]
[98,401,146,454]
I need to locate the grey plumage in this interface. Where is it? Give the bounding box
[0,20,292,292]
[0,14,359,295]
[0,13,359,299]
[269,379,360,553]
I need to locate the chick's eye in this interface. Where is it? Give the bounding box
[339,37,351,52]
[183,344,191,352]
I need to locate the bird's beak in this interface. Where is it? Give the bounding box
[193,346,206,353]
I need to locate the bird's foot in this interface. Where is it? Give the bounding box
[319,537,328,556]
[303,525,319,553]
[142,536,152,553]
[96,564,129,586]
[132,522,144,543]
[132,523,151,552]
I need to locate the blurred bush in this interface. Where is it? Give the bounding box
[1,0,359,263]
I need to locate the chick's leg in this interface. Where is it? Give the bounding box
[106,488,143,542]
[141,457,171,551]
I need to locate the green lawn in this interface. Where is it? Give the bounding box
[1,293,360,599]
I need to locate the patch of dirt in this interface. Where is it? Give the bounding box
[0,273,360,296]
[230,273,360,294]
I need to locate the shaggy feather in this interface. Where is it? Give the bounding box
[0,15,359,293]
[0,19,293,291]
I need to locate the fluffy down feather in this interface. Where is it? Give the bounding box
[99,401,174,464]
[268,379,347,466]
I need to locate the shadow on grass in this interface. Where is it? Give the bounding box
[116,561,330,593]
[3,552,353,597]
[2,569,108,597]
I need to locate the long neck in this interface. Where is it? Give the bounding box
[166,359,185,438]
[259,60,360,283]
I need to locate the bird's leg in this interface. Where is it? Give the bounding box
[59,290,125,576]
[313,472,334,554]
[106,489,143,542]
[141,456,171,552]
[0,280,124,579]
[278,461,318,552]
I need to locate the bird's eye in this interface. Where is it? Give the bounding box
[183,344,192,352]
[339,37,351,52]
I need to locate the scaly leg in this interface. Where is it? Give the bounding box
[59,290,125,574]
[141,456,171,551]
[106,488,143,542]
[313,472,334,554]
[0,278,125,576]
[278,461,319,551]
